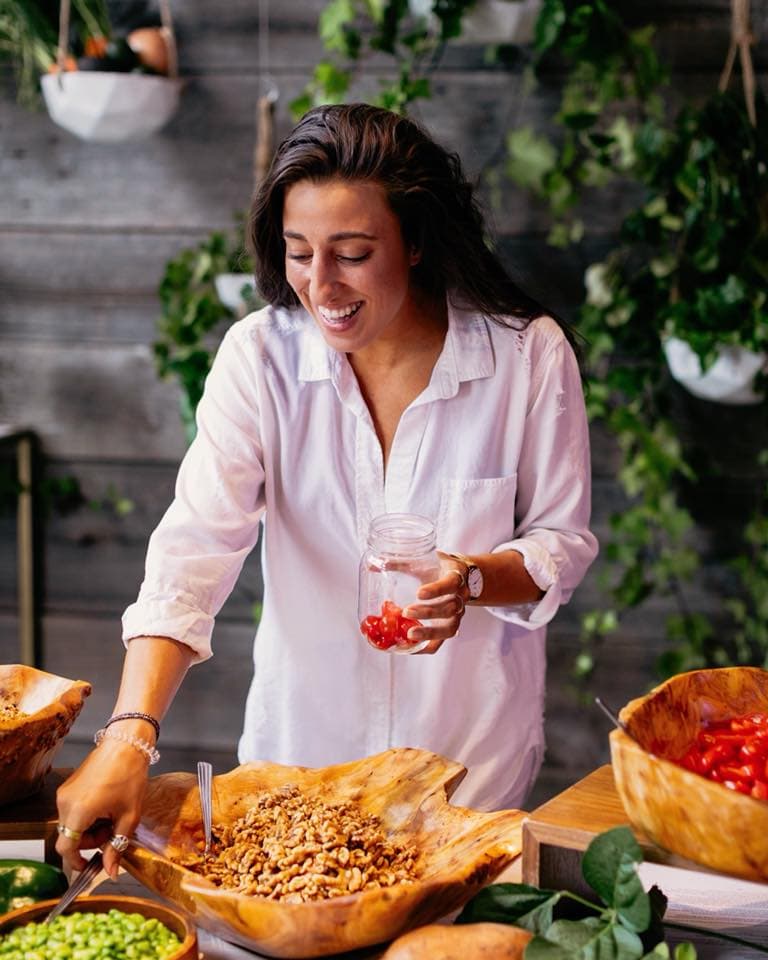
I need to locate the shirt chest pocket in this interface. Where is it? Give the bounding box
[436,475,518,555]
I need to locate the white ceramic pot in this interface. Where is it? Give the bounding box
[41,72,182,142]
[409,0,541,45]
[215,273,257,312]
[663,336,767,405]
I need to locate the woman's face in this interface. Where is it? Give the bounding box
[282,178,420,354]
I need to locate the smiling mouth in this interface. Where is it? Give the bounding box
[317,301,363,324]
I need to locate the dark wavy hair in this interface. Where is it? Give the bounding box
[248,103,569,339]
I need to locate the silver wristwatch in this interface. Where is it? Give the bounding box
[447,552,484,600]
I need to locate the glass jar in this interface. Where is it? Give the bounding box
[358,513,440,654]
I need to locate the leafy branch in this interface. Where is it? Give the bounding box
[457,826,768,959]
[154,217,259,444]
[290,0,477,118]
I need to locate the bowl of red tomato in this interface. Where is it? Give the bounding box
[610,666,768,882]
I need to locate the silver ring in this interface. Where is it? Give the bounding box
[57,824,83,841]
[109,834,131,853]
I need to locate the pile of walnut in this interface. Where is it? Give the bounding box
[178,785,420,903]
[0,701,23,722]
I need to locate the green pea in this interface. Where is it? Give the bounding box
[0,908,182,960]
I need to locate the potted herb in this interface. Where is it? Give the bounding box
[586,90,768,406]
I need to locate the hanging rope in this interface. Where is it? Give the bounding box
[158,0,179,80]
[56,0,71,82]
[719,0,757,125]
[253,0,278,191]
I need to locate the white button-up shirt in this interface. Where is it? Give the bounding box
[123,302,598,810]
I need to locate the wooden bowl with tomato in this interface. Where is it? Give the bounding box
[610,666,768,881]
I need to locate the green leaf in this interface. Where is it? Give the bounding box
[641,945,670,958]
[506,127,558,191]
[535,917,645,959]
[314,61,351,99]
[319,0,356,51]
[534,0,566,55]
[525,935,573,960]
[582,827,651,933]
[674,944,699,960]
[456,883,563,934]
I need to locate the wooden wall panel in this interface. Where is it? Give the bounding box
[1,0,765,806]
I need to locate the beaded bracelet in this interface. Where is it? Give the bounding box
[104,711,160,742]
[94,726,161,765]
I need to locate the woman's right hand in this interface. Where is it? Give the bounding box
[55,740,150,878]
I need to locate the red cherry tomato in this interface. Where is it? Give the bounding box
[673,711,768,802]
[752,780,768,801]
[381,600,402,618]
[361,600,424,650]
[396,616,421,645]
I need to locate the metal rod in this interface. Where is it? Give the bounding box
[595,696,629,733]
[16,434,38,666]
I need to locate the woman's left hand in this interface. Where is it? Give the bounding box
[402,552,470,654]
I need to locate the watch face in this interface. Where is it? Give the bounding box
[467,566,483,599]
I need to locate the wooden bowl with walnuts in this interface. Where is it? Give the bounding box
[0,663,91,805]
[610,665,768,882]
[122,747,524,958]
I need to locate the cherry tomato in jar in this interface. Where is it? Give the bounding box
[397,616,421,645]
[360,600,423,651]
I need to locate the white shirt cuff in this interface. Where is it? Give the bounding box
[121,597,214,663]
[485,540,562,629]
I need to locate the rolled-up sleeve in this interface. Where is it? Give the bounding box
[122,327,266,662]
[488,327,598,629]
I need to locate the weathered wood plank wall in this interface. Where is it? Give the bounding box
[1,0,765,805]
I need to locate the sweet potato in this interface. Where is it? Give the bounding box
[380,922,532,959]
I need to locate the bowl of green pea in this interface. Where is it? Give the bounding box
[0,894,198,960]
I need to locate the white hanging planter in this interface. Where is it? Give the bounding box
[41,71,182,142]
[215,273,257,312]
[409,0,542,45]
[663,336,767,405]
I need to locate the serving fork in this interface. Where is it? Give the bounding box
[197,760,213,856]
[44,851,105,924]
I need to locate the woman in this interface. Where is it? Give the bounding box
[56,103,598,877]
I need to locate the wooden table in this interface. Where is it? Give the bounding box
[522,765,768,959]
[522,763,725,893]
[0,769,69,865]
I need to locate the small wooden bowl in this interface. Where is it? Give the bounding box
[0,894,198,959]
[610,666,768,881]
[0,664,91,805]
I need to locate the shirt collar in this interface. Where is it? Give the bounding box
[296,298,496,391]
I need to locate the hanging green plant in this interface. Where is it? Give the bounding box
[571,75,768,673]
[154,216,260,444]
[506,0,668,246]
[0,0,110,107]
[290,0,477,118]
